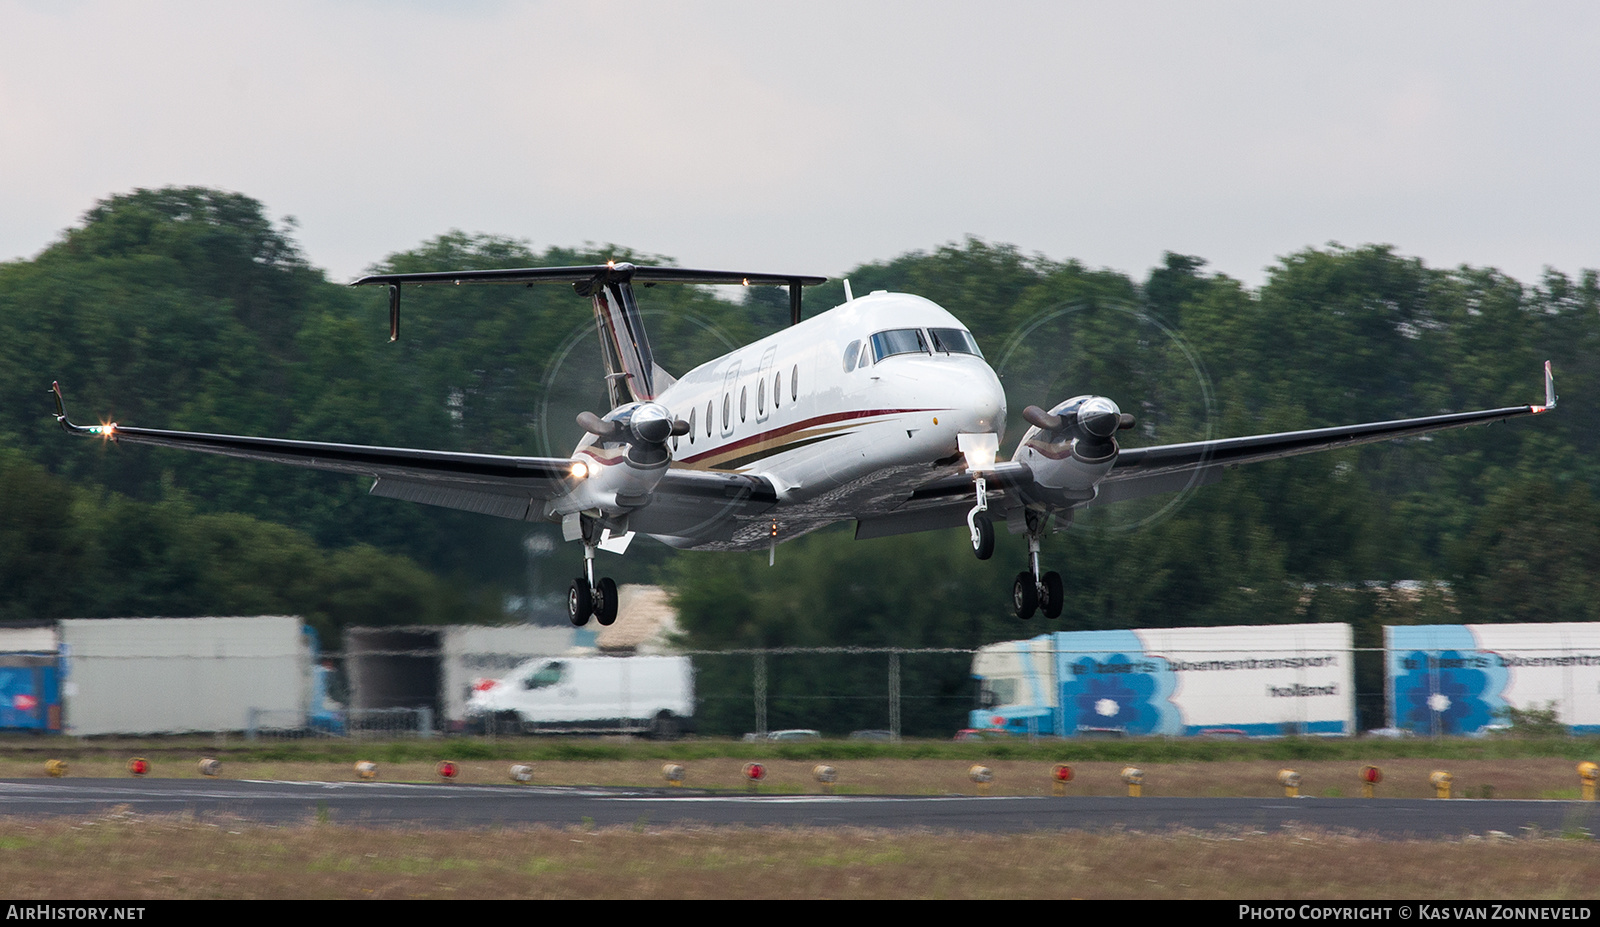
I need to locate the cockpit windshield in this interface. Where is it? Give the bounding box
[929,327,983,358]
[870,328,929,362]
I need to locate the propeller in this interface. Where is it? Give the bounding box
[995,299,1217,531]
[1023,396,1136,461]
[1022,401,1136,436]
[577,402,690,465]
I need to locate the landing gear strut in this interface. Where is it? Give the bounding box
[1011,511,1063,621]
[967,476,995,560]
[568,527,619,627]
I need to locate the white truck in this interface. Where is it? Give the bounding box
[465,655,694,738]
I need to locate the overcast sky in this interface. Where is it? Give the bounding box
[4,1,1597,289]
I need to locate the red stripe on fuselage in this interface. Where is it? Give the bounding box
[676,408,946,466]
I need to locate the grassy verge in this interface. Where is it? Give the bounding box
[0,816,1596,900]
[3,733,1597,764]
[1,744,1597,799]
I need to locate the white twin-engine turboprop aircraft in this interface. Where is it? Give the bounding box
[53,262,1557,623]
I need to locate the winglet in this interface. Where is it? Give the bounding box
[1533,360,1557,413]
[49,382,115,438]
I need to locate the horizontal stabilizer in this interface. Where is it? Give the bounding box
[352,262,826,290]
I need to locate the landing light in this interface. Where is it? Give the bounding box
[958,433,998,473]
[569,460,590,480]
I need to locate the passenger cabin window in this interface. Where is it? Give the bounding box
[791,365,798,401]
[687,407,695,445]
[929,327,984,358]
[774,372,782,407]
[870,328,929,362]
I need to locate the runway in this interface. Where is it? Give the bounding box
[1,778,1595,836]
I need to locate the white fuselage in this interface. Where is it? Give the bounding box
[646,291,1006,503]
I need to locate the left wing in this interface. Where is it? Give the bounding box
[1098,361,1556,504]
[893,362,1556,517]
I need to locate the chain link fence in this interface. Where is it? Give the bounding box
[57,642,1597,739]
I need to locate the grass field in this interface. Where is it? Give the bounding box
[2,735,1597,899]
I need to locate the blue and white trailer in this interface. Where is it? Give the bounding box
[971,624,1354,738]
[1387,623,1600,735]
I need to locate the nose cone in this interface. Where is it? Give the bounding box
[951,361,1006,439]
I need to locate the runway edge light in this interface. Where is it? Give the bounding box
[1051,763,1073,797]
[1360,765,1382,799]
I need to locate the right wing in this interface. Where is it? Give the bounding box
[54,383,578,520]
[51,382,775,529]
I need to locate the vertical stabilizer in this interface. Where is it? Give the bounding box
[580,264,661,407]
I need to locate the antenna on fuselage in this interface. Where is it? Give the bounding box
[843,279,854,302]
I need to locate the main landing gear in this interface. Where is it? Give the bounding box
[568,537,618,627]
[1013,511,1064,621]
[968,491,1062,621]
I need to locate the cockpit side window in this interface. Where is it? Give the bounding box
[842,340,861,372]
[929,327,984,358]
[870,328,929,362]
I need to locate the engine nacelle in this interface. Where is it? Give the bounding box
[550,401,684,517]
[1012,395,1131,499]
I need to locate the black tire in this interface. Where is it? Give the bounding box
[1041,571,1064,619]
[1012,571,1038,619]
[595,577,619,626]
[568,578,592,627]
[973,515,995,560]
